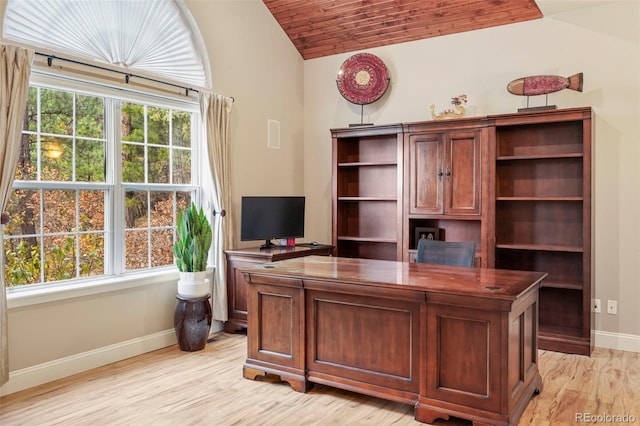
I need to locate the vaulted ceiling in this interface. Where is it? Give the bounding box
[263,0,543,60]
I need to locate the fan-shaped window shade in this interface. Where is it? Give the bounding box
[2,0,210,89]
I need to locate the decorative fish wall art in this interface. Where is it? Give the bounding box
[507,73,583,96]
[507,73,583,111]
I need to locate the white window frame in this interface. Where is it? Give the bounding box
[6,70,205,307]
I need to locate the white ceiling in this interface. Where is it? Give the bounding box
[536,0,606,15]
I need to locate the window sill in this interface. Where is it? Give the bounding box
[6,268,179,309]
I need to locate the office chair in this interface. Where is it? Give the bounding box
[416,239,475,267]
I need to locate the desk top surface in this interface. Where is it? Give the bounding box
[242,255,547,300]
[225,244,333,256]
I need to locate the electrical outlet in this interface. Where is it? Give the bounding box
[594,299,601,313]
[607,300,617,315]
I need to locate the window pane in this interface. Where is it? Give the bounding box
[173,149,191,184]
[44,190,76,233]
[79,190,105,232]
[41,137,72,181]
[41,88,73,135]
[5,189,41,237]
[177,192,191,212]
[148,106,169,145]
[24,86,37,132]
[14,134,37,181]
[76,94,104,138]
[151,229,173,267]
[44,235,76,282]
[121,102,144,143]
[80,233,105,277]
[150,192,173,227]
[148,146,169,183]
[125,191,148,229]
[125,230,149,270]
[172,110,191,148]
[122,143,145,182]
[76,139,105,182]
[4,236,41,286]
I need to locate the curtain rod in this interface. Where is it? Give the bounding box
[35,51,200,97]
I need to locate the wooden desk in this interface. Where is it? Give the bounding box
[223,244,333,332]
[242,256,546,426]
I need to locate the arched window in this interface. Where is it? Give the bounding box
[2,0,210,89]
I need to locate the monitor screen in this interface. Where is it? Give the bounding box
[240,196,305,248]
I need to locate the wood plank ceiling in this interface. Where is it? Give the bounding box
[263,0,543,60]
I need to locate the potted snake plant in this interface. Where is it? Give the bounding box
[173,202,213,297]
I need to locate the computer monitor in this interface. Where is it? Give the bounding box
[240,196,305,249]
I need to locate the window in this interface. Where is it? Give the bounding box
[3,76,201,288]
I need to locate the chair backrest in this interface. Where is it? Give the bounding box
[416,240,476,267]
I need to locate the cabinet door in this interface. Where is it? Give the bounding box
[444,130,481,215]
[409,133,444,214]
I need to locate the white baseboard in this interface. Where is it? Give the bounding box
[595,330,640,353]
[0,329,177,396]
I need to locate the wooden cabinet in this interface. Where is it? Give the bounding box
[403,119,488,265]
[223,244,333,333]
[407,129,481,216]
[332,124,403,260]
[488,106,594,356]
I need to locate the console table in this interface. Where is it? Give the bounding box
[223,244,333,333]
[242,256,546,426]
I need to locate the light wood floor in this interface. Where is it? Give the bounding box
[1,333,639,425]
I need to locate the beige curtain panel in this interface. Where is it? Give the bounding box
[0,44,34,386]
[200,92,234,322]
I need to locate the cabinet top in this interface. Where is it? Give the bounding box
[488,106,593,126]
[331,123,402,137]
[330,106,593,136]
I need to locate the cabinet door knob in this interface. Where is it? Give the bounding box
[445,167,451,179]
[437,167,443,181]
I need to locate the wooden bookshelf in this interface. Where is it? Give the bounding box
[489,107,594,355]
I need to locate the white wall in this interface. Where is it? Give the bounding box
[186,0,306,248]
[303,0,640,344]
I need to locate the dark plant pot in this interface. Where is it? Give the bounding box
[174,293,212,351]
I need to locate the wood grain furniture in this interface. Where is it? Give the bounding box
[331,107,593,355]
[332,118,488,264]
[242,256,547,426]
[332,124,404,261]
[223,244,333,333]
[488,107,594,356]
[405,120,485,217]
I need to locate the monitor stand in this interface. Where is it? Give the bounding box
[259,240,277,249]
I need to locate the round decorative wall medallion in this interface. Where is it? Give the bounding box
[336,53,390,105]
